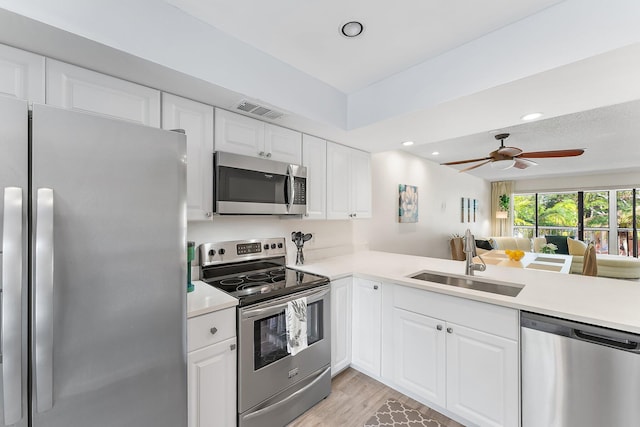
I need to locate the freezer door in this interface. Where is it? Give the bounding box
[31,104,187,427]
[0,96,29,427]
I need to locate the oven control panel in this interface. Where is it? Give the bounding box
[199,237,287,267]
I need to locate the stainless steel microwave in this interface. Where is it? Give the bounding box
[213,151,307,215]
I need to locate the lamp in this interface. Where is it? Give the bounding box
[490,159,516,170]
[496,211,508,219]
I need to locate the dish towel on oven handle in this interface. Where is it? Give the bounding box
[286,297,308,355]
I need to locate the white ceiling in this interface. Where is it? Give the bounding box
[1,0,639,182]
[165,0,564,93]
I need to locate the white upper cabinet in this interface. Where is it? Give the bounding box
[0,43,45,103]
[350,148,372,219]
[326,142,372,220]
[214,108,301,164]
[162,93,214,221]
[264,123,302,164]
[302,134,327,220]
[46,59,161,127]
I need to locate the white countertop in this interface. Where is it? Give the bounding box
[187,280,238,318]
[291,251,640,334]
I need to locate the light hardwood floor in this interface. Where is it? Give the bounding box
[287,368,465,427]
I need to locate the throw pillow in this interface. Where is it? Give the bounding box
[475,239,493,251]
[545,235,573,255]
[567,237,588,256]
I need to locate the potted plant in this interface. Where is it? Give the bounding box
[498,194,510,215]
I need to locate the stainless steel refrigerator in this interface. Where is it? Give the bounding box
[0,96,187,427]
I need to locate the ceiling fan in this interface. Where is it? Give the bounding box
[441,133,585,172]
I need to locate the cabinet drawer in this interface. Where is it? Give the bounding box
[393,284,518,340]
[188,307,236,352]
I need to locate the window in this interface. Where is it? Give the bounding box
[512,189,638,257]
[513,194,535,238]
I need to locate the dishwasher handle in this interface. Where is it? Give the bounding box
[573,329,640,353]
[522,311,640,354]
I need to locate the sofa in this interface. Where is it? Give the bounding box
[475,236,640,279]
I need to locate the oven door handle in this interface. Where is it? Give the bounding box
[241,286,329,320]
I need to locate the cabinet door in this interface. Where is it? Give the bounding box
[188,337,237,427]
[302,134,327,220]
[446,323,518,427]
[331,277,352,376]
[0,43,45,102]
[326,142,351,220]
[351,278,381,377]
[214,108,264,157]
[392,308,446,407]
[162,94,214,221]
[350,149,372,219]
[46,59,160,127]
[264,123,301,164]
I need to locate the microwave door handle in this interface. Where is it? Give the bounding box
[2,187,24,425]
[286,165,295,213]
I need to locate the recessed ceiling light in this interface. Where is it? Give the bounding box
[521,112,543,121]
[432,151,439,156]
[341,21,364,38]
[402,141,414,146]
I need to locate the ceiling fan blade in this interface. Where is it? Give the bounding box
[518,149,585,159]
[441,157,491,166]
[459,160,491,172]
[514,158,537,169]
[497,146,522,156]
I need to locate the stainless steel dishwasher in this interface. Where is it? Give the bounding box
[521,311,640,427]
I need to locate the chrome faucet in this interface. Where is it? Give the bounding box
[464,229,486,276]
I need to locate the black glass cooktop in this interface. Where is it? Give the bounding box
[201,263,329,306]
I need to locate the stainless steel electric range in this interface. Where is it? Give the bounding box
[199,238,331,427]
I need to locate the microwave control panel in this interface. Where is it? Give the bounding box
[293,179,306,205]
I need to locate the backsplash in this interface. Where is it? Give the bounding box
[188,217,360,279]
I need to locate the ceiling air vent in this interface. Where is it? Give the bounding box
[236,100,284,120]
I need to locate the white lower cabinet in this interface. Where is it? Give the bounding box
[385,284,519,427]
[392,308,446,407]
[187,308,237,427]
[188,337,237,427]
[446,323,518,427]
[351,278,381,377]
[330,277,352,376]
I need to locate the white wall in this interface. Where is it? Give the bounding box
[353,150,491,260]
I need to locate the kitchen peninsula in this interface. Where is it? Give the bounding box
[189,249,640,427]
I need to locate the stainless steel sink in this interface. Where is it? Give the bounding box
[408,271,524,297]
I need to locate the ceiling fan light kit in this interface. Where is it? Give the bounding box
[440,132,585,173]
[491,159,516,170]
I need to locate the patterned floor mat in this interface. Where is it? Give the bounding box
[364,399,443,427]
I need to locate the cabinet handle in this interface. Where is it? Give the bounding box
[259,151,265,157]
[266,152,272,158]
[353,213,357,218]
[373,285,378,290]
[210,327,218,335]
[436,325,443,331]
[446,327,453,334]
[205,212,213,218]
[230,344,236,351]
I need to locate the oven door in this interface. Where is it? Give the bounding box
[238,285,330,413]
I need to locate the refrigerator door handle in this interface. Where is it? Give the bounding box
[2,187,24,425]
[35,188,54,412]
